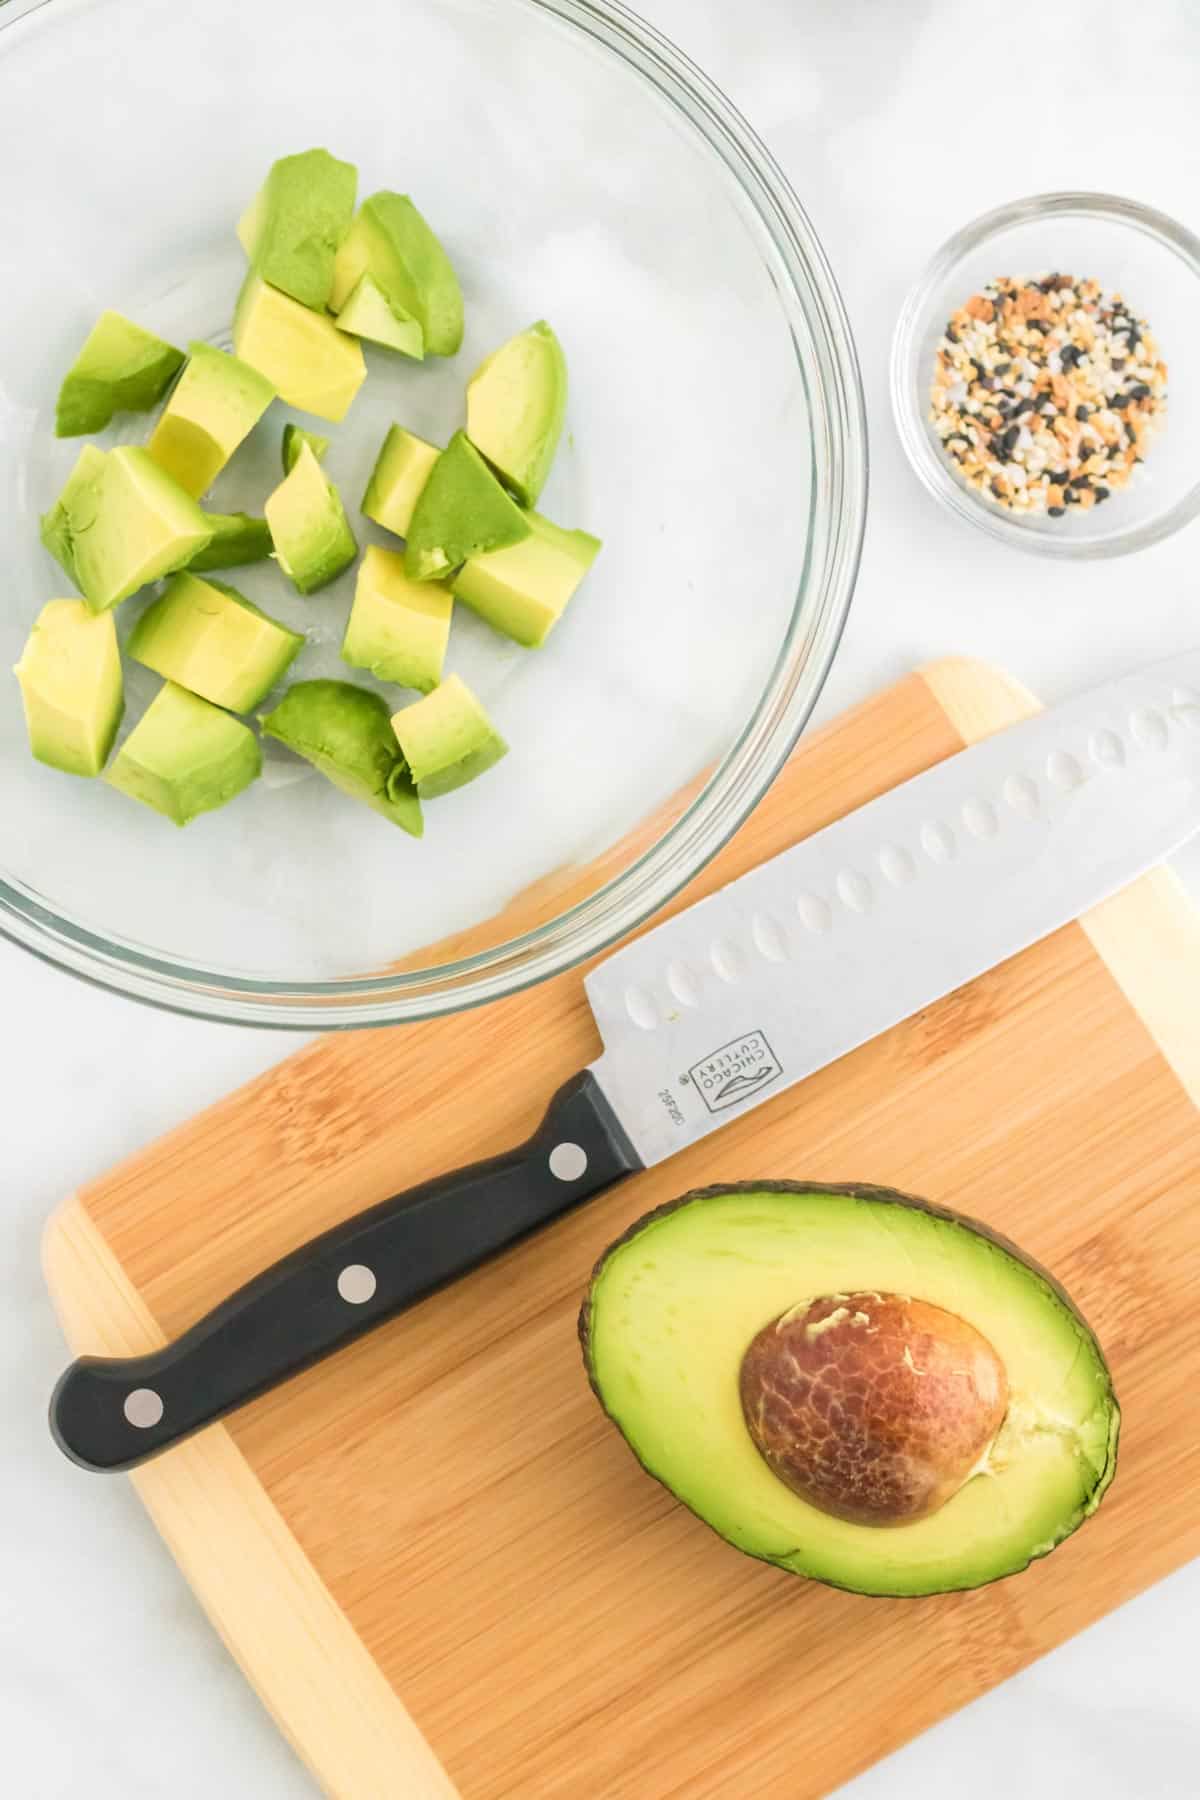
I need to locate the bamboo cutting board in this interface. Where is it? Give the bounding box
[45,659,1200,1800]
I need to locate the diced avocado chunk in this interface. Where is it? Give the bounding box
[281,423,330,476]
[189,511,273,572]
[336,274,424,359]
[264,442,357,595]
[147,342,276,499]
[330,193,463,356]
[106,682,260,826]
[237,148,357,312]
[41,446,213,612]
[128,573,303,712]
[466,321,567,507]
[55,311,185,438]
[40,443,104,587]
[390,673,507,798]
[342,546,451,693]
[361,425,439,539]
[454,511,600,648]
[14,600,123,776]
[405,431,530,581]
[233,272,366,423]
[261,679,422,835]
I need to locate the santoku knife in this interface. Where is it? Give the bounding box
[51,653,1200,1470]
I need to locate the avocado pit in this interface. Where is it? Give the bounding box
[739,1292,1009,1526]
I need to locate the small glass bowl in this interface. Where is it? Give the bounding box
[891,192,1200,559]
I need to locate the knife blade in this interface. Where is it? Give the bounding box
[51,654,1200,1471]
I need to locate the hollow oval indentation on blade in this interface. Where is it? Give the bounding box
[920,820,956,863]
[961,797,999,839]
[751,912,789,963]
[836,869,873,914]
[1047,750,1085,790]
[1171,687,1200,732]
[879,844,917,886]
[1130,706,1169,752]
[624,985,658,1031]
[797,893,833,934]
[711,939,747,984]
[1090,728,1125,769]
[666,960,701,1008]
[1004,773,1040,817]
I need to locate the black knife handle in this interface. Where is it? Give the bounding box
[51,1071,640,1473]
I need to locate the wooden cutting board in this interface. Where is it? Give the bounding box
[45,659,1200,1800]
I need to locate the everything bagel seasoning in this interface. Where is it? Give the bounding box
[930,275,1166,516]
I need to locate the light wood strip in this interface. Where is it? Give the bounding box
[43,1196,458,1800]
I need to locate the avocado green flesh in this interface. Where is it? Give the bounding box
[237,148,357,312]
[128,573,303,713]
[14,600,124,776]
[361,425,440,539]
[454,511,600,647]
[106,682,261,826]
[584,1186,1119,1598]
[405,431,530,582]
[265,443,357,595]
[330,192,463,356]
[466,321,567,507]
[189,512,273,572]
[147,343,276,499]
[337,274,424,359]
[390,674,507,798]
[261,680,422,836]
[55,310,185,437]
[281,424,330,476]
[41,446,213,612]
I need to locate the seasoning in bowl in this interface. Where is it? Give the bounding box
[930,275,1167,517]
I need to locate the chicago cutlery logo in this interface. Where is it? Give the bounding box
[688,1031,783,1114]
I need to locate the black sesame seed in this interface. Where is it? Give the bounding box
[945,325,959,343]
[990,479,1007,498]
[1026,319,1051,334]
[1048,505,1066,517]
[1111,393,1131,409]
[1065,488,1081,504]
[994,360,1012,374]
[1048,469,1070,485]
[1075,405,1091,422]
[1094,486,1111,502]
[1129,382,1151,400]
[1111,358,1126,371]
[1001,424,1021,455]
[1059,344,1083,369]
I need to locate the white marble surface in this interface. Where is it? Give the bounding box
[4,0,1200,1794]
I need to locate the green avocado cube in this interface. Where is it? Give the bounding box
[14,599,124,776]
[466,321,567,507]
[147,342,276,499]
[361,425,439,539]
[106,682,261,825]
[404,431,530,582]
[55,310,185,438]
[234,272,366,423]
[128,573,304,713]
[237,148,358,312]
[41,446,213,613]
[264,443,357,595]
[281,423,330,476]
[390,674,507,798]
[341,546,451,693]
[330,193,463,356]
[188,512,273,573]
[336,274,424,359]
[454,511,600,648]
[260,679,422,836]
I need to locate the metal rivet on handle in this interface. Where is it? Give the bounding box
[337,1264,377,1305]
[124,1388,164,1430]
[549,1143,588,1182]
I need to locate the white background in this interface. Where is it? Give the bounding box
[4,0,1200,1794]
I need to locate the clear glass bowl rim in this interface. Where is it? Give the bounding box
[890,189,1200,561]
[0,0,868,1030]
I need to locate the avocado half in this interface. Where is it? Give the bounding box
[580,1183,1119,1598]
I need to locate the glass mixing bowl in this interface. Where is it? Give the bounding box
[0,0,866,1028]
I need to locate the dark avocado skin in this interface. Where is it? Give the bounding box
[578,1181,1120,1598]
